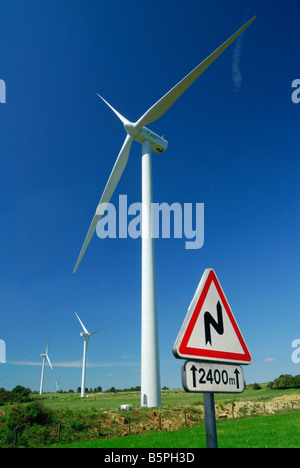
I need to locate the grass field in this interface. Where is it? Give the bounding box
[32,383,300,412]
[55,411,300,448]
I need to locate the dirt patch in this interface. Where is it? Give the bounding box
[96,394,300,437]
[216,394,300,420]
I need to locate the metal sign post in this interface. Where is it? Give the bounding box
[203,393,218,448]
[182,361,245,448]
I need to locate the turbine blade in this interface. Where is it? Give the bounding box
[89,327,108,336]
[97,93,129,125]
[134,16,257,129]
[73,133,134,273]
[75,312,89,335]
[47,355,53,370]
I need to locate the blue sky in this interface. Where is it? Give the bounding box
[0,0,299,393]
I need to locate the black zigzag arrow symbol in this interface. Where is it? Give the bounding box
[204,301,224,346]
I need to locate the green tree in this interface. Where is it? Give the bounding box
[271,374,300,389]
[252,383,261,390]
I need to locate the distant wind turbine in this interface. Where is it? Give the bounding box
[73,17,257,407]
[40,339,53,395]
[75,312,106,397]
[55,376,60,392]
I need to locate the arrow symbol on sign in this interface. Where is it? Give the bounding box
[204,301,224,345]
[190,365,197,388]
[234,368,240,389]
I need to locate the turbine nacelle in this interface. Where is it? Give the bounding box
[75,312,106,339]
[80,331,90,339]
[135,127,168,154]
[98,96,168,154]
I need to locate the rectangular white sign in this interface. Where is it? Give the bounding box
[182,360,244,393]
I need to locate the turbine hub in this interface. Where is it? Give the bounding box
[124,122,140,138]
[124,122,168,155]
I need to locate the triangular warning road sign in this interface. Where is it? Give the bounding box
[173,269,251,364]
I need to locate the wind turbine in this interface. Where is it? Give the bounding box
[73,17,257,407]
[55,376,60,392]
[75,312,106,397]
[39,339,53,395]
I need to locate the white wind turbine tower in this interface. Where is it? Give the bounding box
[73,17,257,407]
[39,339,53,395]
[75,312,106,397]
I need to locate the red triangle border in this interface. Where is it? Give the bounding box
[178,270,251,363]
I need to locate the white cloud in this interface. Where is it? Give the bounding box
[7,360,44,367]
[264,357,276,362]
[7,360,139,368]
